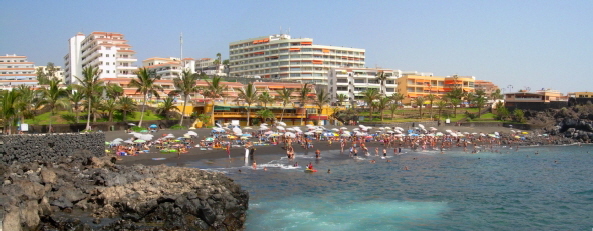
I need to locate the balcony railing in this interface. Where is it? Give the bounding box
[213,112,306,117]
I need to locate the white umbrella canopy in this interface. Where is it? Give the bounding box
[261,123,268,126]
[276,122,287,126]
[353,128,360,131]
[287,128,296,131]
[341,133,351,137]
[133,133,144,138]
[418,124,425,129]
[340,127,348,130]
[331,128,340,131]
[386,130,395,134]
[304,132,314,135]
[186,131,198,136]
[139,134,154,141]
[358,125,366,128]
[113,138,124,142]
[285,132,296,138]
[259,127,269,131]
[394,127,403,131]
[216,123,223,128]
[243,127,253,130]
[430,127,438,131]
[124,140,134,144]
[232,127,242,134]
[111,140,122,145]
[393,130,402,134]
[276,126,285,130]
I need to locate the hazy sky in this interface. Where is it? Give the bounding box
[1,0,591,93]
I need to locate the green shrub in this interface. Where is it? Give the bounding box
[170,125,186,130]
[131,126,144,132]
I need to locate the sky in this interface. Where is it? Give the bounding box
[1,0,592,93]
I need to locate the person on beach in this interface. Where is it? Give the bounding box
[315,149,321,159]
[383,148,387,157]
[226,142,231,158]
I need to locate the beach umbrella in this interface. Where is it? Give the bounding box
[134,139,146,143]
[133,133,144,138]
[113,138,124,142]
[445,130,453,133]
[124,140,134,144]
[436,132,444,136]
[418,124,425,129]
[264,131,274,135]
[522,132,529,134]
[341,133,351,137]
[393,130,402,134]
[241,137,249,140]
[241,134,252,137]
[385,127,393,130]
[353,128,360,131]
[269,133,280,137]
[232,127,242,134]
[463,132,470,134]
[286,128,296,131]
[111,140,121,145]
[259,127,269,131]
[228,135,238,139]
[494,132,500,136]
[205,137,215,141]
[386,130,395,134]
[261,123,268,126]
[140,130,149,133]
[165,135,175,139]
[183,134,191,138]
[139,135,154,141]
[105,141,110,145]
[315,130,323,133]
[149,124,158,128]
[276,126,285,130]
[216,123,222,128]
[331,128,339,131]
[394,127,403,130]
[304,132,314,135]
[340,127,347,130]
[244,127,253,130]
[277,122,287,126]
[187,131,197,136]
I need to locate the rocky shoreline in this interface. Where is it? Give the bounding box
[1,154,249,230]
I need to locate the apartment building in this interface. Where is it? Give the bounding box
[142,57,195,80]
[195,58,225,76]
[474,80,500,95]
[64,32,138,84]
[397,74,476,104]
[0,54,36,81]
[327,67,400,104]
[229,34,365,83]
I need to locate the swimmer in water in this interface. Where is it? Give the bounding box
[315,149,321,159]
[252,161,257,170]
[294,162,298,167]
[386,159,392,162]
[327,169,331,174]
[370,159,376,164]
[404,166,410,170]
[264,167,268,171]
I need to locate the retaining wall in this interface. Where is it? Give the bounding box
[0,133,105,164]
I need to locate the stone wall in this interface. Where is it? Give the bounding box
[0,133,105,164]
[27,119,193,133]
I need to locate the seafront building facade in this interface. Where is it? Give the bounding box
[327,67,401,104]
[36,65,65,82]
[397,74,476,104]
[228,34,365,83]
[0,54,38,91]
[141,57,195,80]
[64,32,138,84]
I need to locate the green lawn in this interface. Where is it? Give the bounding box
[24,110,167,125]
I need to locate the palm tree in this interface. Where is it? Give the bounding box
[314,88,330,125]
[435,99,448,120]
[445,88,464,116]
[257,109,275,124]
[129,68,163,127]
[171,70,200,126]
[425,94,438,119]
[336,93,348,107]
[388,102,398,119]
[376,97,391,121]
[15,85,39,122]
[156,96,180,118]
[202,76,227,126]
[101,98,118,122]
[361,88,380,121]
[75,66,103,130]
[490,88,503,101]
[222,59,231,77]
[117,96,137,122]
[213,53,222,66]
[258,91,274,109]
[390,93,405,108]
[413,96,425,119]
[68,90,85,123]
[237,82,259,126]
[1,89,19,134]
[375,71,389,94]
[104,83,124,100]
[298,83,312,125]
[38,79,69,133]
[275,88,294,122]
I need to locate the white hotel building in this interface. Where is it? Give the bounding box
[229,34,365,84]
[142,57,196,80]
[328,67,401,103]
[0,54,38,91]
[64,32,138,84]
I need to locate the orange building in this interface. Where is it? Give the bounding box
[397,74,476,104]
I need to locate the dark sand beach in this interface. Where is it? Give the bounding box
[108,124,520,166]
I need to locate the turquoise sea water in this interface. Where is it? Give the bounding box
[187,145,593,230]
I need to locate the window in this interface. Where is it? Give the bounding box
[386,88,395,92]
[290,73,301,77]
[337,78,348,83]
[354,79,365,83]
[337,86,348,91]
